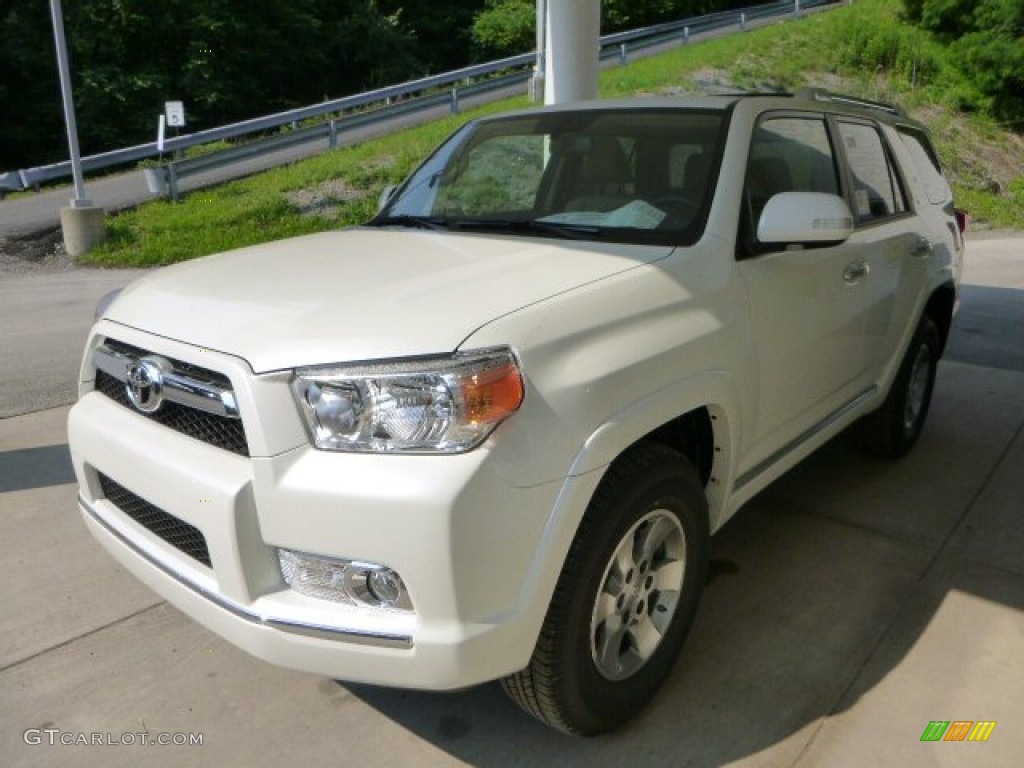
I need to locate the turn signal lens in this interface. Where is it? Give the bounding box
[463,361,524,425]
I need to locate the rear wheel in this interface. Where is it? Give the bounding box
[858,315,939,458]
[501,442,709,735]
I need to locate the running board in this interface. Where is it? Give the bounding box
[734,386,878,491]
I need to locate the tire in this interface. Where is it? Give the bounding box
[858,314,940,458]
[501,441,709,735]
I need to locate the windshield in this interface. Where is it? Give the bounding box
[372,108,726,245]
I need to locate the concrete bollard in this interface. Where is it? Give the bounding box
[59,205,107,257]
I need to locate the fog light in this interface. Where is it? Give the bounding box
[367,568,402,606]
[278,549,412,612]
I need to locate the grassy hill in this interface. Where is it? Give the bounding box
[84,0,1023,267]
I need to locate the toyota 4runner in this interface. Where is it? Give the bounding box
[69,90,963,734]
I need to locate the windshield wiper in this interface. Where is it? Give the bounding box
[451,218,602,241]
[370,214,449,231]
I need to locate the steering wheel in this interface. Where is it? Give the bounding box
[649,195,699,227]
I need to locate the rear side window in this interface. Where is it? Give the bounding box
[898,128,952,205]
[837,121,908,223]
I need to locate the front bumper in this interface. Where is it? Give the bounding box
[67,325,571,690]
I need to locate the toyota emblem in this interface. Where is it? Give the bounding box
[126,357,167,413]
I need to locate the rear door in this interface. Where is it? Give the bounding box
[831,118,923,373]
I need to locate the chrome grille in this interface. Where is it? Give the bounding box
[98,473,212,568]
[94,338,249,456]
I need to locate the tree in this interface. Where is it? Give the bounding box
[902,0,1023,124]
[471,0,765,59]
[0,0,431,168]
[472,0,535,58]
[381,1,486,71]
[0,1,61,168]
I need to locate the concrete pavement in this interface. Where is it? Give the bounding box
[0,268,147,418]
[1,236,1022,766]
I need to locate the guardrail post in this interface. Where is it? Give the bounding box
[740,12,746,30]
[450,87,460,115]
[684,26,690,44]
[619,43,627,66]
[168,164,180,203]
[328,119,339,150]
[795,0,801,16]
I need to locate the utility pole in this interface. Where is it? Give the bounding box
[50,0,106,256]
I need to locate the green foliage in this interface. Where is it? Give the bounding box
[472,0,535,58]
[0,0,482,168]
[0,2,61,168]
[900,0,1024,124]
[954,177,1024,230]
[82,98,529,266]
[603,0,677,30]
[379,1,483,72]
[77,0,1023,268]
[469,0,757,58]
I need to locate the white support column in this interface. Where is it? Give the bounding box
[543,0,600,105]
[531,0,547,101]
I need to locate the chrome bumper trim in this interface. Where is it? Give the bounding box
[80,494,414,650]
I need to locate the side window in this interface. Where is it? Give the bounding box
[742,116,840,249]
[898,128,952,205]
[837,121,907,222]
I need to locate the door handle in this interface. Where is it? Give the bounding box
[843,261,869,284]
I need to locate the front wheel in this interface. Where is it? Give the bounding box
[501,442,709,735]
[858,315,940,458]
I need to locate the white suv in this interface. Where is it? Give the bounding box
[69,90,963,734]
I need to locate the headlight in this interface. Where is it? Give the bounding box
[291,347,524,453]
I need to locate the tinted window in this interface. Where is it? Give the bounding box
[378,110,726,246]
[742,116,840,246]
[898,128,951,205]
[838,121,907,222]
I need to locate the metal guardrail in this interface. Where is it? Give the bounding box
[9,54,537,194]
[150,71,534,201]
[3,0,837,197]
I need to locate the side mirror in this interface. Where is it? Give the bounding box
[377,184,398,213]
[757,192,854,246]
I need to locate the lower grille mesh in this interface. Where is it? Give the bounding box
[98,473,212,568]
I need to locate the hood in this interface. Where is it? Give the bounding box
[106,228,672,372]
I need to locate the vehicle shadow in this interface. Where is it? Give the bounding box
[338,355,1024,764]
[0,443,75,493]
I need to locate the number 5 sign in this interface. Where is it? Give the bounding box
[165,101,186,128]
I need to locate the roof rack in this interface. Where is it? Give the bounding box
[794,88,907,118]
